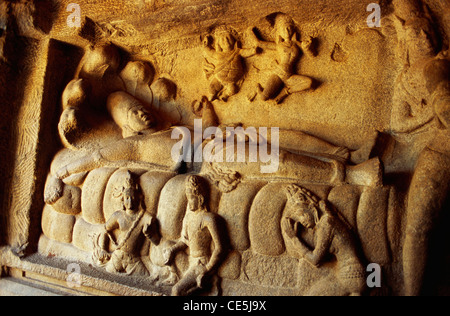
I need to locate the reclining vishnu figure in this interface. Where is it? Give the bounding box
[44,90,186,205]
[45,91,382,209]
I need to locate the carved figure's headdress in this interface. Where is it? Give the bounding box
[186,175,203,195]
[274,13,295,29]
[185,175,208,208]
[213,25,237,38]
[112,170,138,199]
[285,184,321,224]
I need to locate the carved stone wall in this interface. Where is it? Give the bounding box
[0,0,449,296]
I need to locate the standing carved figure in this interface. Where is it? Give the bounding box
[163,175,227,296]
[281,184,366,296]
[250,14,315,104]
[390,0,450,296]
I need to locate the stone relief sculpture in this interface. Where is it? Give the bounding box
[202,25,258,102]
[40,40,230,295]
[43,42,186,207]
[402,80,450,296]
[163,175,227,296]
[58,78,92,150]
[75,43,126,111]
[39,35,386,294]
[248,13,316,104]
[38,19,389,297]
[391,3,444,134]
[62,42,177,142]
[2,0,449,298]
[281,184,366,296]
[92,171,159,276]
[390,0,450,296]
[44,94,186,207]
[191,96,220,130]
[202,127,383,187]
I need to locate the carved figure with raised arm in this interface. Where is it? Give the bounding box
[249,13,315,103]
[282,184,366,296]
[203,25,258,102]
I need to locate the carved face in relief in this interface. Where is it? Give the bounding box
[186,188,204,213]
[113,171,140,213]
[127,105,155,133]
[108,91,156,137]
[286,185,321,229]
[123,187,137,212]
[274,15,296,44]
[215,31,236,52]
[292,203,318,229]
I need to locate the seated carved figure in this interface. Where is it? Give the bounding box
[281,184,366,296]
[163,175,227,296]
[92,171,159,276]
[29,6,415,298]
